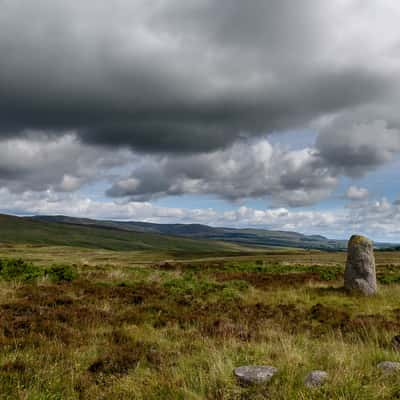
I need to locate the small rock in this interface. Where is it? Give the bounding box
[234,365,278,384]
[391,335,400,351]
[304,370,328,388]
[344,235,377,295]
[377,361,400,374]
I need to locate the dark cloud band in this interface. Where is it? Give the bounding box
[0,0,400,207]
[0,0,394,154]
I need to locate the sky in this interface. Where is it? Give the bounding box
[1,0,400,241]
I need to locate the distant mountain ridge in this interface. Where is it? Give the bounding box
[31,215,393,251]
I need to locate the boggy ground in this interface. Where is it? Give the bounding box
[1,251,400,399]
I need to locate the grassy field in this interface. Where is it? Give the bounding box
[1,246,400,399]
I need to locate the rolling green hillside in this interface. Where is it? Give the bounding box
[0,214,251,256]
[33,215,348,250]
[32,215,398,250]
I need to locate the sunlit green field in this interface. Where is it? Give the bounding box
[1,245,400,399]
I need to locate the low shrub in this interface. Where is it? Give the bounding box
[378,273,400,285]
[315,268,342,281]
[0,258,42,281]
[45,264,77,282]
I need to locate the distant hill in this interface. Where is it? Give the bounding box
[28,214,381,251]
[0,214,252,256]
[32,215,398,250]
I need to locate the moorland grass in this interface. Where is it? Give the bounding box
[0,251,400,398]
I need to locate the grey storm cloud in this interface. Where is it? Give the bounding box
[316,119,400,176]
[0,0,395,153]
[1,0,400,205]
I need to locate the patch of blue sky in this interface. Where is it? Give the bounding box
[153,194,235,211]
[78,180,111,202]
[350,157,400,203]
[268,129,317,149]
[335,156,400,203]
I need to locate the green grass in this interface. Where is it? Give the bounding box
[1,247,400,398]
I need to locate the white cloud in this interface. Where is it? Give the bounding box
[59,175,83,192]
[107,138,338,207]
[345,186,369,201]
[1,188,400,241]
[0,134,340,207]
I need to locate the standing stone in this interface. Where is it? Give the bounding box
[344,235,377,295]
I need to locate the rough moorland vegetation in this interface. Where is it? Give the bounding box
[1,249,400,399]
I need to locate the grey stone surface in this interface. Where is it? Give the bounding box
[304,370,328,388]
[377,361,400,373]
[344,235,377,295]
[234,365,278,384]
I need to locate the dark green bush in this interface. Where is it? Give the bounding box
[46,264,77,282]
[0,258,42,281]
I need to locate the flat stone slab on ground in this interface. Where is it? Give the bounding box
[377,361,400,373]
[234,365,278,384]
[304,370,328,388]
